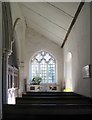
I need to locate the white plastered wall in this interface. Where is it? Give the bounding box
[24,28,63,91]
[64,3,90,97]
[90,2,92,98]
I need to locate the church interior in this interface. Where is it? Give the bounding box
[0,1,92,119]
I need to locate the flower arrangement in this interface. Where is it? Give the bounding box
[31,76,42,85]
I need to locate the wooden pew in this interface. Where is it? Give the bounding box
[3,104,92,119]
[22,93,86,98]
[25,92,79,96]
[16,96,91,104]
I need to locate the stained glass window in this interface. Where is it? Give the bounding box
[31,51,56,83]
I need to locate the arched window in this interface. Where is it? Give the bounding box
[31,51,56,83]
[65,52,73,91]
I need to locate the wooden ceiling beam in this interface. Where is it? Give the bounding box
[61,2,85,48]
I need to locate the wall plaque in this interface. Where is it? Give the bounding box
[82,64,91,79]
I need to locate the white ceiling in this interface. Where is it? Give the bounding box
[19,2,79,46]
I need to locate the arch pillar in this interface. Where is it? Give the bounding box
[18,61,25,96]
[2,49,12,104]
[2,2,13,104]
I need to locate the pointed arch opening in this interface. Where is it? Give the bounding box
[30,50,56,84]
[64,52,73,92]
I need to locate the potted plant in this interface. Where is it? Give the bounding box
[31,76,42,85]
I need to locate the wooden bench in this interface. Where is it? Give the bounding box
[3,104,92,119]
[16,96,91,104]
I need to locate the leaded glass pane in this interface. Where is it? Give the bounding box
[36,53,42,62]
[44,53,51,62]
[32,60,39,78]
[48,59,55,83]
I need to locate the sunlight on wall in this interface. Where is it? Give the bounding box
[8,95,15,104]
[8,88,16,104]
[64,52,73,92]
